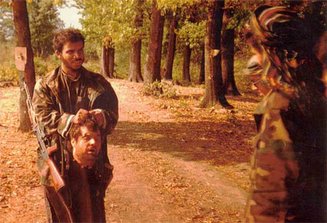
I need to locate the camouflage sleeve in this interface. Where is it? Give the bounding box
[32,79,74,138]
[245,92,300,222]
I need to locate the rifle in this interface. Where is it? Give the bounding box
[24,82,65,191]
[24,83,74,222]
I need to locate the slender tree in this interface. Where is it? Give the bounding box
[128,0,144,82]
[108,46,115,78]
[182,44,191,82]
[199,43,205,84]
[77,0,134,79]
[143,0,165,83]
[162,10,178,80]
[201,0,232,108]
[12,0,36,131]
[175,2,206,84]
[101,45,110,77]
[221,7,240,96]
[100,36,115,78]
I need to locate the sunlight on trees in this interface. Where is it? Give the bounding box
[1,0,326,108]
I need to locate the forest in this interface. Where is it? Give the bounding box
[0,0,326,222]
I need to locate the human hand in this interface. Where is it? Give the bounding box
[72,109,89,124]
[47,145,58,156]
[89,109,105,128]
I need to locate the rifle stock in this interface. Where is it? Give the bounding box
[24,82,65,191]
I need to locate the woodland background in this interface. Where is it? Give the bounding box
[0,1,326,222]
[1,1,326,129]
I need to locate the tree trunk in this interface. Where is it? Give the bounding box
[182,44,191,83]
[12,0,35,131]
[128,0,144,82]
[108,47,115,78]
[143,0,164,84]
[199,43,205,84]
[128,39,143,82]
[200,0,232,108]
[221,9,240,96]
[101,46,110,77]
[163,11,178,80]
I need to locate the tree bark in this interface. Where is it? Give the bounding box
[128,39,143,82]
[182,44,191,83]
[221,9,240,96]
[108,47,115,78]
[101,46,110,77]
[12,0,35,131]
[199,43,205,84]
[143,0,164,84]
[128,0,144,82]
[200,0,232,108]
[163,11,178,80]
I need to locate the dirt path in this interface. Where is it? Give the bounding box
[0,79,258,222]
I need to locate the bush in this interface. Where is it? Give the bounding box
[83,59,101,74]
[34,56,60,77]
[115,46,130,79]
[0,63,19,83]
[142,81,178,99]
[34,57,49,77]
[234,51,254,94]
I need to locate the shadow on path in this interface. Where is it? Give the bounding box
[109,119,255,166]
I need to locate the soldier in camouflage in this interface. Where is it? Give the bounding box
[32,28,118,222]
[244,5,327,222]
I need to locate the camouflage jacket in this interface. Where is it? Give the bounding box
[245,85,327,222]
[32,66,118,188]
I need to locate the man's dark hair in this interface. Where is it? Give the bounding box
[69,113,100,141]
[53,28,85,52]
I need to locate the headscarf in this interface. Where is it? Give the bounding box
[249,5,321,97]
[250,5,312,55]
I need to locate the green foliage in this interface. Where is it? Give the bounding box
[234,51,253,94]
[157,0,201,12]
[170,52,200,83]
[33,57,48,76]
[142,81,178,99]
[77,0,141,49]
[33,56,60,77]
[0,40,14,61]
[176,21,205,49]
[0,63,19,83]
[84,44,100,60]
[0,41,17,82]
[83,59,101,74]
[114,45,131,79]
[71,0,322,90]
[28,0,64,57]
[0,1,14,41]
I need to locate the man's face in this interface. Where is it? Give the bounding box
[71,126,101,168]
[56,41,85,72]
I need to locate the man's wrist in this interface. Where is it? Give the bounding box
[91,109,107,129]
[58,114,75,138]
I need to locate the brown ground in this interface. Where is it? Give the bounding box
[0,79,259,223]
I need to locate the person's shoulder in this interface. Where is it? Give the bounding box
[34,68,58,91]
[38,67,60,85]
[83,68,106,80]
[82,67,112,86]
